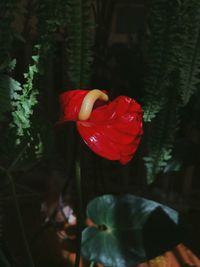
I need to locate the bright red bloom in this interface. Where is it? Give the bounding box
[58,90,143,164]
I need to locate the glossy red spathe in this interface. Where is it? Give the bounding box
[58,90,143,164]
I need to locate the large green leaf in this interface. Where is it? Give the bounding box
[82,194,183,267]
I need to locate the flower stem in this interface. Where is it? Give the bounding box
[0,167,35,267]
[74,160,84,267]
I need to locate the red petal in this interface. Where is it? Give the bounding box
[77,96,143,164]
[77,123,120,160]
[58,89,108,124]
[57,90,143,164]
[58,90,89,123]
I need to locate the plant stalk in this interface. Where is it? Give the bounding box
[89,261,95,267]
[0,167,35,267]
[74,160,84,267]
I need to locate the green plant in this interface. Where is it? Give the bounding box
[64,1,94,266]
[66,0,94,88]
[0,2,41,266]
[0,0,20,124]
[82,194,181,267]
[0,0,41,168]
[1,1,198,267]
[11,51,39,142]
[143,0,200,183]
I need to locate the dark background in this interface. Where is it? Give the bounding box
[1,0,200,266]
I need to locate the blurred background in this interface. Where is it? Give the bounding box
[0,0,200,266]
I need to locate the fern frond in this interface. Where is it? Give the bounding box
[143,0,187,122]
[10,52,39,142]
[0,74,21,121]
[143,0,174,121]
[67,0,94,88]
[143,0,200,183]
[37,0,70,52]
[0,1,20,61]
[179,0,200,105]
[144,97,180,184]
[0,0,22,123]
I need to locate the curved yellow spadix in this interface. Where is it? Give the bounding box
[78,89,109,120]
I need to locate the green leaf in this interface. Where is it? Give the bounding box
[143,0,200,182]
[66,0,94,88]
[82,194,182,267]
[164,158,182,173]
[8,58,16,71]
[0,74,22,121]
[0,58,16,72]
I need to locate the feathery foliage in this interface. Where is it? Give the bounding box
[179,0,200,105]
[67,0,94,88]
[0,0,20,123]
[143,0,200,183]
[0,60,19,121]
[144,97,180,183]
[0,0,41,167]
[35,0,72,161]
[0,2,38,263]
[36,0,69,58]
[143,0,181,122]
[10,51,39,142]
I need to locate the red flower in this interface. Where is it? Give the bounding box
[58,89,143,164]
